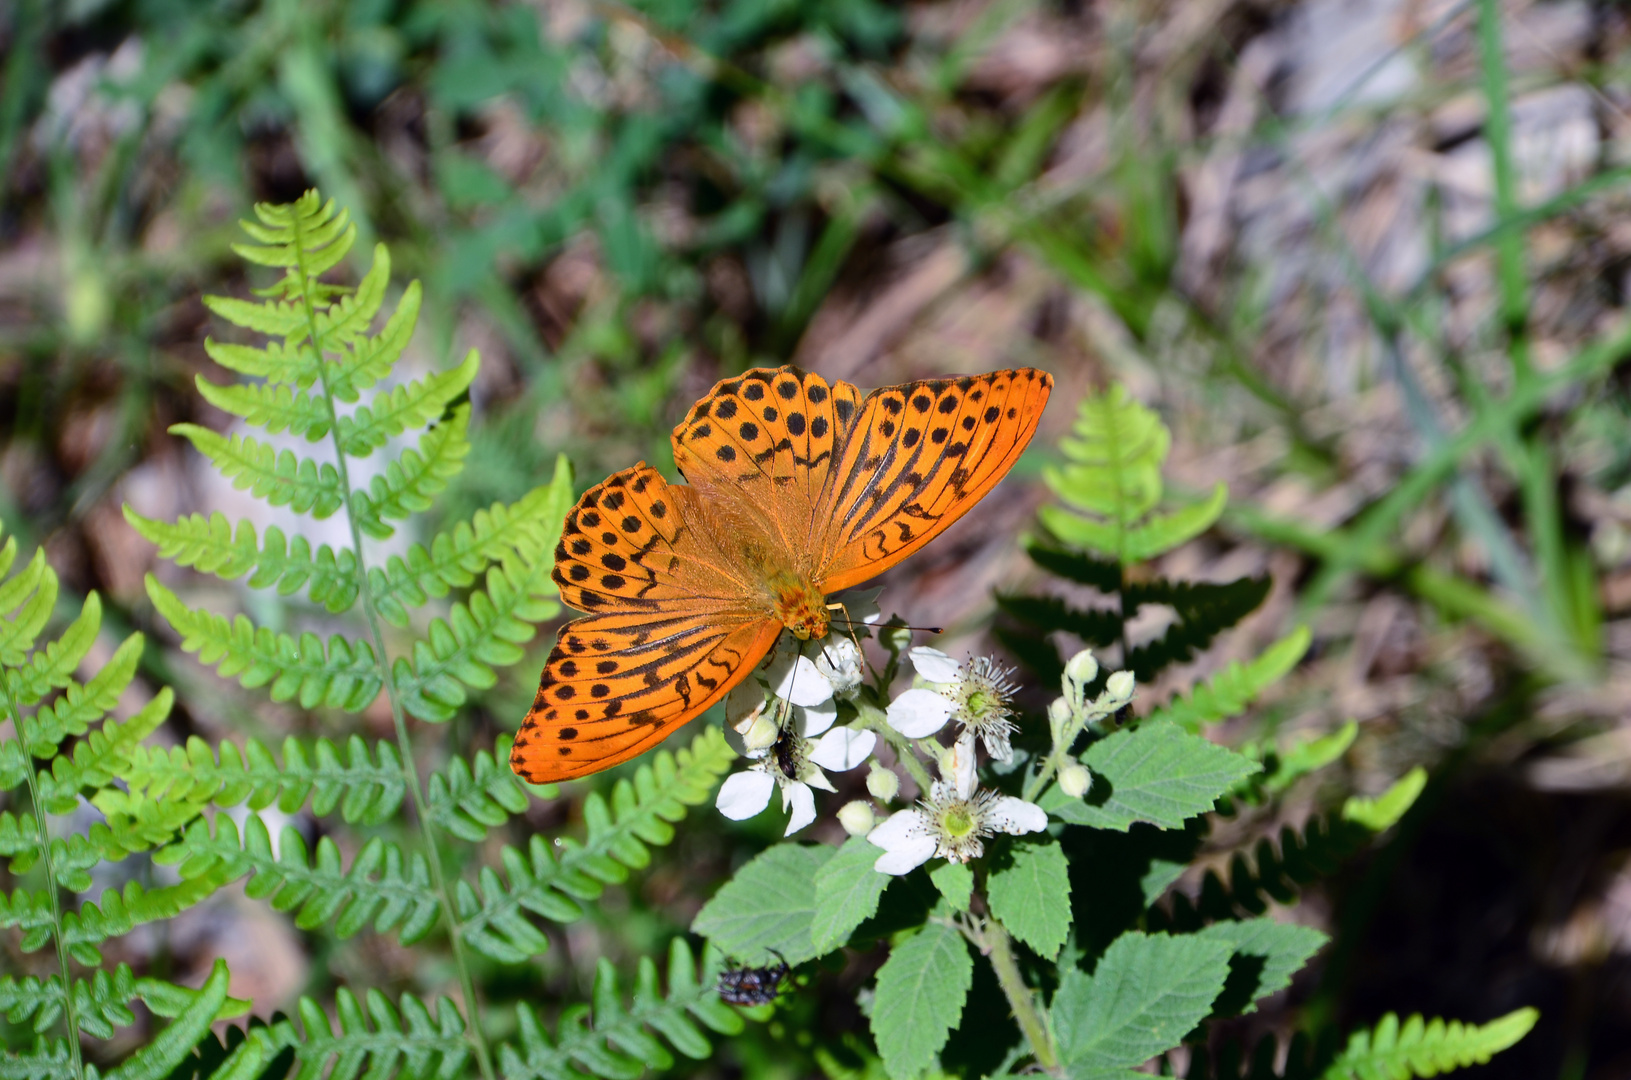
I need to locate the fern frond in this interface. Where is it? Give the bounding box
[61,874,231,966]
[0,742,27,793]
[124,510,360,612]
[326,277,420,403]
[37,689,173,813]
[1037,383,1229,564]
[6,592,99,707]
[1156,771,1426,927]
[202,337,321,388]
[0,811,38,864]
[1149,627,1312,732]
[348,405,472,540]
[0,966,246,1040]
[241,986,469,1080]
[427,735,536,842]
[120,733,405,825]
[19,632,141,758]
[500,939,743,1080]
[193,378,332,442]
[0,886,54,951]
[146,577,382,710]
[1322,1009,1538,1080]
[369,456,572,626]
[337,349,479,457]
[0,1038,72,1080]
[170,427,345,519]
[157,813,441,943]
[455,729,736,963]
[0,549,57,666]
[1122,575,1271,680]
[393,553,558,723]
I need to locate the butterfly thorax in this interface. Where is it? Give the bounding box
[768,570,830,640]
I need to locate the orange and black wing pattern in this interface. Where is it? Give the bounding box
[815,368,1052,594]
[511,463,779,783]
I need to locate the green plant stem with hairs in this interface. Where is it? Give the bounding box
[290,212,497,1080]
[2,677,86,1080]
[976,917,1059,1074]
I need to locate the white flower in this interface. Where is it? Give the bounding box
[865,732,1047,874]
[765,651,835,708]
[716,725,877,836]
[833,587,885,630]
[814,636,865,699]
[885,650,1020,761]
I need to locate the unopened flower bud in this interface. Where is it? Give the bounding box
[1105,670,1136,705]
[866,761,900,801]
[838,800,876,836]
[742,714,781,752]
[1063,649,1099,691]
[1048,697,1072,742]
[1059,763,1092,799]
[881,624,912,654]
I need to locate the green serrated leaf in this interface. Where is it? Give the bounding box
[987,841,1071,960]
[1052,931,1233,1071]
[1121,483,1228,562]
[692,843,832,965]
[1196,918,1327,1017]
[811,838,893,953]
[929,863,973,912]
[870,921,973,1079]
[1043,721,1260,831]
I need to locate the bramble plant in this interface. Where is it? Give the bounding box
[1,191,1538,1079]
[690,383,1538,1078]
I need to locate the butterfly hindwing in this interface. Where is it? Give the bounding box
[512,612,781,783]
[817,368,1052,593]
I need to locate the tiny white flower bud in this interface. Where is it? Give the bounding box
[742,714,781,752]
[1105,670,1136,704]
[1048,697,1072,742]
[1059,763,1092,798]
[838,800,876,836]
[866,761,900,801]
[881,624,913,654]
[1063,649,1099,689]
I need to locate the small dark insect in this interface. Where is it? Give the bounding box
[717,950,791,1006]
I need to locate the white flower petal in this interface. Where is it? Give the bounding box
[810,727,877,772]
[783,782,816,835]
[987,796,1049,835]
[795,698,838,738]
[838,587,885,626]
[867,807,930,849]
[767,653,834,707]
[873,834,938,875]
[726,682,767,730]
[909,646,961,684]
[716,771,776,820]
[947,732,978,799]
[803,766,837,793]
[886,688,956,738]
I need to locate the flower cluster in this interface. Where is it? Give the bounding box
[712,591,1136,877]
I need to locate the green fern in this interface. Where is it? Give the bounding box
[1322,1009,1538,1080]
[498,939,744,1080]
[0,519,256,1075]
[1040,383,1228,564]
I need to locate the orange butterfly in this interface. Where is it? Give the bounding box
[510,365,1053,783]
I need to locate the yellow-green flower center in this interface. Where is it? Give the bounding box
[942,804,976,839]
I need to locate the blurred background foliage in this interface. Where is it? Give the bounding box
[8,0,1631,1076]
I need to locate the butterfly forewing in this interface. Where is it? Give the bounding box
[512,611,780,782]
[672,367,864,551]
[817,368,1052,594]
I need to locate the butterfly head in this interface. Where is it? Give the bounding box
[769,572,830,640]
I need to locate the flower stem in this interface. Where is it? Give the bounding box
[854,698,936,794]
[983,919,1060,1074]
